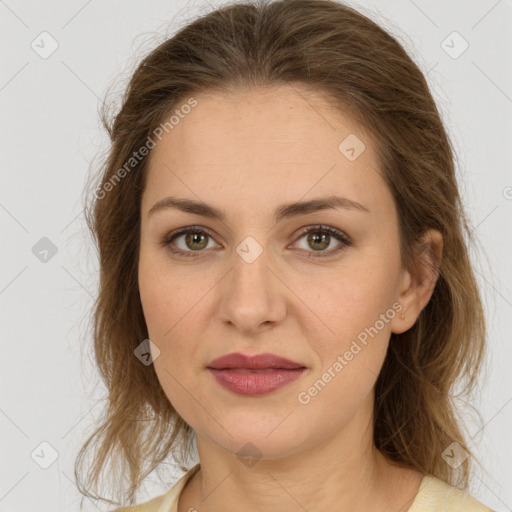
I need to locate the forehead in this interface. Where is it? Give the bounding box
[143,85,391,220]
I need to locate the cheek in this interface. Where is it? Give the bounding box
[138,250,205,340]
[305,262,397,344]
[139,276,201,375]
[298,308,391,422]
[138,265,202,418]
[138,252,208,375]
[300,252,398,388]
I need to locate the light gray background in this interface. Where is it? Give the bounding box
[1,0,511,511]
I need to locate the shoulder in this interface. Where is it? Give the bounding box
[111,464,201,512]
[409,474,495,512]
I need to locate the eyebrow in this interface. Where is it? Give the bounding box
[148,194,370,223]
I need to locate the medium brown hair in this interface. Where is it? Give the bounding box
[76,0,487,507]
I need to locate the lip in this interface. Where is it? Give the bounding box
[206,352,306,396]
[207,352,304,370]
[207,368,306,396]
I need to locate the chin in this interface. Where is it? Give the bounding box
[203,419,311,462]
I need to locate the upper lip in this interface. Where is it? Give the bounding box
[207,352,305,370]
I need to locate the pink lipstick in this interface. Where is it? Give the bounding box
[206,352,306,396]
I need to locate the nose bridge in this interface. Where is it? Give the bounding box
[218,235,285,332]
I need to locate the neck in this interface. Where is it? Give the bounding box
[178,403,422,512]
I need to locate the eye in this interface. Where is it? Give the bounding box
[161,224,352,259]
[161,226,220,258]
[292,225,352,258]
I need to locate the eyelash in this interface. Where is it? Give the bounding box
[161,225,352,259]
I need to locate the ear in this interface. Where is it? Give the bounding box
[390,229,443,334]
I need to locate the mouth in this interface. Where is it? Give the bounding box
[205,352,306,396]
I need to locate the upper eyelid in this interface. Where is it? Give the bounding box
[167,226,220,244]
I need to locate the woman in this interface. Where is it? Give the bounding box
[76,0,494,510]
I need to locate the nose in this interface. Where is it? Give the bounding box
[217,242,287,334]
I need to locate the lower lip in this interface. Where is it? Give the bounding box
[207,368,306,396]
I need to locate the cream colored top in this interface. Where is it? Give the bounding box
[113,463,494,512]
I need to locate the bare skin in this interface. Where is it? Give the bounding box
[137,84,442,512]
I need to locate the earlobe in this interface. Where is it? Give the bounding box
[390,229,443,335]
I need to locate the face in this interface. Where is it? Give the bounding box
[138,85,410,460]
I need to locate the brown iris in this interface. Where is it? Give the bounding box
[185,232,208,250]
[307,232,330,251]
